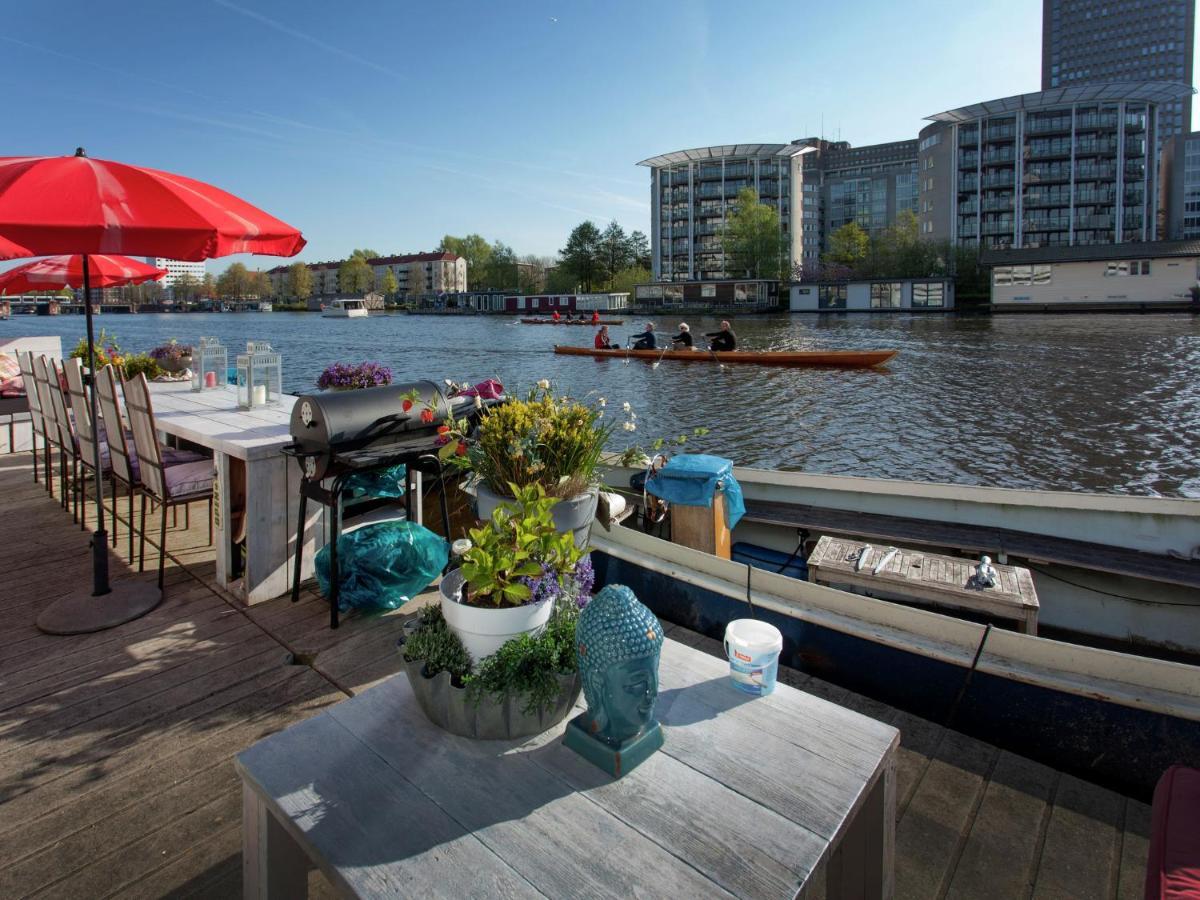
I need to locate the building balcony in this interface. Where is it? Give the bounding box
[1122,213,1145,229]
[1074,164,1116,180]
[980,220,1014,236]
[984,126,1016,141]
[1124,165,1147,181]
[697,166,723,181]
[982,151,1016,165]
[958,201,979,215]
[1076,191,1115,205]
[1027,144,1071,160]
[981,173,1016,188]
[1075,140,1118,155]
[959,154,979,169]
[1074,214,1113,229]
[1076,114,1118,130]
[1026,117,1072,134]
[958,130,979,147]
[958,178,979,192]
[982,197,1015,212]
[1023,192,1069,208]
[1024,217,1071,231]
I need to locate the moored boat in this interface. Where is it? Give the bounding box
[522,318,624,325]
[554,345,898,368]
[322,298,368,318]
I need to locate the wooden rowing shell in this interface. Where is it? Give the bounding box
[521,318,624,325]
[552,345,898,368]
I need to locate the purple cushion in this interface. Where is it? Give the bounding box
[164,460,214,499]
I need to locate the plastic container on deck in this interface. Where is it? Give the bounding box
[724,619,783,696]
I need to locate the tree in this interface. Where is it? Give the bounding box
[558,221,603,292]
[201,272,216,299]
[173,272,200,302]
[379,268,399,298]
[826,222,870,270]
[721,188,788,280]
[287,262,313,300]
[349,248,380,261]
[544,265,576,294]
[628,230,651,269]
[250,270,272,298]
[609,265,652,295]
[597,221,633,288]
[216,262,253,299]
[438,234,492,289]
[479,240,517,290]
[338,256,373,294]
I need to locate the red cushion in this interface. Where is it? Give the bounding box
[0,375,25,397]
[1146,765,1200,899]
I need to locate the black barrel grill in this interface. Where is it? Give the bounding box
[283,380,493,628]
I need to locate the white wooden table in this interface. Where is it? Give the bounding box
[147,382,323,605]
[808,535,1040,634]
[236,637,899,899]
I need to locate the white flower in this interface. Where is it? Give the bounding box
[622,401,632,413]
[598,397,606,407]
[537,378,550,390]
[630,411,636,420]
[474,395,482,410]
[622,421,637,432]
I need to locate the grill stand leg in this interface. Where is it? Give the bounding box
[291,489,307,604]
[328,491,341,629]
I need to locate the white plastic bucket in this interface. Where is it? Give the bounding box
[724,619,784,696]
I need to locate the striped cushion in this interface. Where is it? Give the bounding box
[0,353,19,381]
[164,460,214,499]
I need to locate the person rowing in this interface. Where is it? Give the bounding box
[670,322,695,350]
[629,321,657,350]
[594,325,614,349]
[591,309,600,325]
[704,320,737,352]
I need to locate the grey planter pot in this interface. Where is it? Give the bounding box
[475,482,598,548]
[401,656,581,740]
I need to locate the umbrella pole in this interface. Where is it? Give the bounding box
[82,255,111,596]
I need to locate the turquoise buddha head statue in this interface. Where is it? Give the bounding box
[575,584,664,747]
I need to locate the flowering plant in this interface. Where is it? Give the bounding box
[316,361,393,390]
[148,339,193,362]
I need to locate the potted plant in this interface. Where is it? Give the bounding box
[316,360,393,391]
[440,482,589,663]
[149,339,193,374]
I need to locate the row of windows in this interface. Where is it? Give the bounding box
[993,265,1053,286]
[1104,259,1151,276]
[815,282,946,309]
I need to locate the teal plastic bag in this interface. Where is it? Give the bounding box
[343,463,406,500]
[315,520,448,612]
[645,453,745,529]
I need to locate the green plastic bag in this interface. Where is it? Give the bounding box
[343,463,406,500]
[315,520,448,613]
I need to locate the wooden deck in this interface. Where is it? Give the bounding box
[0,448,1152,899]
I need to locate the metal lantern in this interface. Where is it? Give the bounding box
[191,336,228,392]
[236,340,283,409]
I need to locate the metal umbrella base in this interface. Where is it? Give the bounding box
[36,575,161,635]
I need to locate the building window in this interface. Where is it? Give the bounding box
[700,283,716,298]
[818,284,847,309]
[912,282,945,307]
[870,282,902,308]
[664,285,684,305]
[1104,260,1151,276]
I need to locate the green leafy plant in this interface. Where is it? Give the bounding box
[618,427,711,468]
[401,604,472,685]
[465,600,579,715]
[120,353,163,380]
[68,330,163,380]
[459,482,584,608]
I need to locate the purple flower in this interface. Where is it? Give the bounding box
[572,554,595,600]
[317,361,393,390]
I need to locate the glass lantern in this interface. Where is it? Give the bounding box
[235,341,283,409]
[191,337,228,392]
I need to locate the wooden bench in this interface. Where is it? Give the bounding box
[808,535,1040,634]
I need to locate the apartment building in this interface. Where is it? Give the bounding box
[1042,0,1194,139]
[146,258,206,287]
[639,138,918,281]
[1160,131,1200,238]
[917,83,1194,250]
[268,252,466,298]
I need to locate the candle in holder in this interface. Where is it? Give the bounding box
[204,370,217,388]
[252,384,267,406]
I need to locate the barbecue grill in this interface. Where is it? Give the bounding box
[282,379,496,628]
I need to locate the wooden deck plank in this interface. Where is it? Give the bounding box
[1031,773,1124,899]
[1117,799,1151,900]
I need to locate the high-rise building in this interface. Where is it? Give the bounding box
[638,139,917,281]
[918,83,1193,249]
[147,257,207,287]
[1160,130,1200,238]
[1042,0,1195,139]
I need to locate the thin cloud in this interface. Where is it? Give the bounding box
[212,0,406,80]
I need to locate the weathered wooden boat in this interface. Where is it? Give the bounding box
[555,345,899,368]
[521,318,624,325]
[589,462,1200,797]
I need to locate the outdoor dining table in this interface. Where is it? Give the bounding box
[146,381,323,605]
[236,636,900,899]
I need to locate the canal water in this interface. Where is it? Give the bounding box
[5,311,1198,497]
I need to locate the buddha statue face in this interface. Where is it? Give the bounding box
[575,585,664,747]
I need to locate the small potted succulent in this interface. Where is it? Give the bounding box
[316,360,392,391]
[149,339,193,374]
[440,482,589,664]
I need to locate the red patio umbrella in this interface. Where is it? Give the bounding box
[0,254,167,295]
[0,149,305,634]
[0,234,32,260]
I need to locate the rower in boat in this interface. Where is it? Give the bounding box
[591,309,600,325]
[704,320,737,352]
[552,310,561,322]
[595,325,614,349]
[670,322,695,350]
[629,322,657,350]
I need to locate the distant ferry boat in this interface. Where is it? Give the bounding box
[257,302,273,312]
[321,299,368,318]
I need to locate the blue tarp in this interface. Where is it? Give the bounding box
[645,453,745,529]
[344,463,406,500]
[315,520,448,613]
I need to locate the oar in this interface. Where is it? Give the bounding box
[704,342,728,372]
[651,342,672,370]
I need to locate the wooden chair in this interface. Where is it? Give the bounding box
[32,356,79,522]
[63,357,118,544]
[49,359,85,529]
[122,373,214,588]
[16,352,48,489]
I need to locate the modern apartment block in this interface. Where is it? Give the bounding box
[1042,0,1194,139]
[1160,131,1200,238]
[268,252,466,298]
[639,139,917,281]
[146,257,206,287]
[917,83,1194,250]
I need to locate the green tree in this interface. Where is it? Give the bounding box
[438,234,492,289]
[559,221,602,292]
[201,272,216,299]
[173,272,200,302]
[609,265,652,295]
[349,248,380,261]
[216,262,253,299]
[826,222,871,270]
[250,270,272,298]
[338,256,373,294]
[597,221,632,288]
[628,230,650,269]
[379,268,399,298]
[721,188,787,279]
[544,265,576,294]
[479,240,517,291]
[287,262,313,300]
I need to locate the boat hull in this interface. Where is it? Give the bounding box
[321,308,368,318]
[522,319,624,325]
[554,345,897,367]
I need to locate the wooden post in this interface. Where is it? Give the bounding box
[670,486,731,559]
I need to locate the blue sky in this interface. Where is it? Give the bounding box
[4,0,1064,269]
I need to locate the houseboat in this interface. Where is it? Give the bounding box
[321,298,368,318]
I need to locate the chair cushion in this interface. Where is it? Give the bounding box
[0,375,24,397]
[1145,765,1200,900]
[164,460,214,499]
[0,353,19,381]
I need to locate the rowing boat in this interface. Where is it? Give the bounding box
[553,345,898,368]
[521,318,624,325]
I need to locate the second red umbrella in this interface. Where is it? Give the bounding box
[0,254,167,294]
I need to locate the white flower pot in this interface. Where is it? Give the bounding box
[475,483,598,549]
[439,569,553,665]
